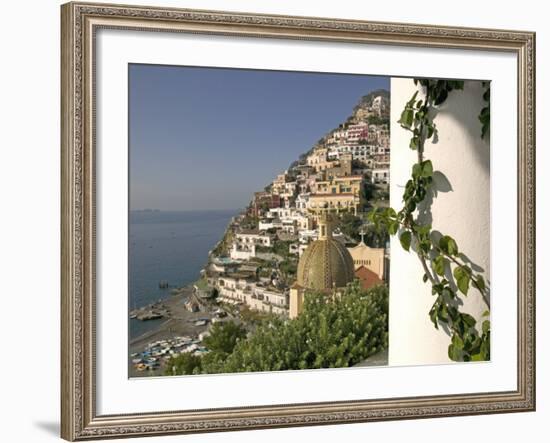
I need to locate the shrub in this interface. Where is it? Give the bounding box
[164,352,202,376]
[201,282,388,374]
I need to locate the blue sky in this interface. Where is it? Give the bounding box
[129,64,389,211]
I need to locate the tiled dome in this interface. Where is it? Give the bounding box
[296,237,354,291]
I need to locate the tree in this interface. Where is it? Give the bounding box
[339,212,363,242]
[203,321,247,356]
[200,283,389,374]
[362,222,389,248]
[164,352,202,376]
[363,182,377,201]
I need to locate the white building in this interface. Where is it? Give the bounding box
[230,242,256,261]
[371,167,390,184]
[235,230,274,247]
[245,286,289,315]
[295,193,310,212]
[258,218,282,231]
[216,276,254,304]
[328,144,371,162]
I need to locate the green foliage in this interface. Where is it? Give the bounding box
[164,352,202,376]
[369,79,491,362]
[272,239,292,258]
[439,235,458,256]
[340,212,388,247]
[363,182,377,201]
[198,284,388,374]
[399,231,411,251]
[415,79,464,104]
[479,82,491,139]
[211,229,234,256]
[339,212,363,241]
[366,115,390,126]
[239,305,275,325]
[203,321,247,356]
[279,258,298,284]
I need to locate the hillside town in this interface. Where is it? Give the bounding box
[129,89,392,375]
[194,89,392,318]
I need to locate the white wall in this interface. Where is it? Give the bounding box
[389,79,490,365]
[0,1,547,443]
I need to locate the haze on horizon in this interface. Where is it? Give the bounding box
[129,64,389,211]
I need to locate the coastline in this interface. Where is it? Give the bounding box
[128,286,224,378]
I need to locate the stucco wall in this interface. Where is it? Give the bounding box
[389,78,490,365]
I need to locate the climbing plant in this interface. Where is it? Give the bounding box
[368,79,491,362]
[479,81,491,139]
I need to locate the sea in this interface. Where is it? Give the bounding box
[129,209,237,340]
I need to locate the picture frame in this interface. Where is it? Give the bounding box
[61,1,536,440]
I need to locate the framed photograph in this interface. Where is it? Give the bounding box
[61,1,536,440]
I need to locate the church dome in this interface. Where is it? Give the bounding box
[296,237,355,291]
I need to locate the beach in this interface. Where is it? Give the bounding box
[128,287,225,378]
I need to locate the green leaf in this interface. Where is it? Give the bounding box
[442,287,455,300]
[426,125,435,139]
[482,320,490,334]
[439,303,449,322]
[421,160,433,178]
[474,275,486,292]
[448,343,462,361]
[461,313,477,328]
[407,90,419,105]
[429,306,439,329]
[453,266,470,296]
[452,334,464,350]
[422,273,429,283]
[412,163,422,178]
[399,231,412,251]
[399,109,414,128]
[433,255,447,276]
[434,89,448,106]
[419,239,431,254]
[388,220,399,235]
[439,235,458,256]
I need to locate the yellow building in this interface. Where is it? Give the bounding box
[289,213,355,319]
[311,175,364,196]
[306,147,337,172]
[307,193,361,215]
[347,236,385,280]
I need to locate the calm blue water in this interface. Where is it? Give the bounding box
[129,210,236,339]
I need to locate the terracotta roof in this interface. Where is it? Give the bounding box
[354,266,383,291]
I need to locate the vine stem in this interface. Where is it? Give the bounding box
[414,83,431,282]
[434,246,491,309]
[416,248,437,285]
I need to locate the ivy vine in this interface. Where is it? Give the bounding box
[479,81,490,139]
[369,79,491,362]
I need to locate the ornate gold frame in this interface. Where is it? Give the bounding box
[61,2,536,440]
